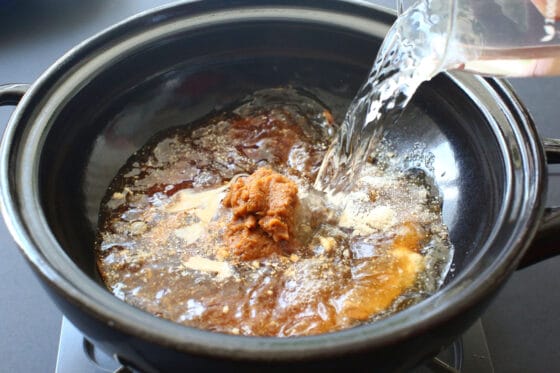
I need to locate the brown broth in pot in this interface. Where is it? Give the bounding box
[96,88,452,337]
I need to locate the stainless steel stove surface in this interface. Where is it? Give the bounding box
[55,318,493,373]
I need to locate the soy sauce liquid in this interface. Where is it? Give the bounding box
[96,88,453,337]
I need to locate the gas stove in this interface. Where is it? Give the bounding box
[55,318,493,373]
[1,1,560,372]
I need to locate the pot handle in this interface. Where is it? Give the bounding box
[0,84,29,106]
[2,83,558,269]
[518,137,560,268]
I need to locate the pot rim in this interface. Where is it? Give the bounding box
[0,0,547,362]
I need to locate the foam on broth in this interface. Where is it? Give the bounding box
[95,88,453,337]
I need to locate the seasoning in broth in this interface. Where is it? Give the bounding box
[96,88,452,337]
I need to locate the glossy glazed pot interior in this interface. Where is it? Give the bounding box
[0,0,545,371]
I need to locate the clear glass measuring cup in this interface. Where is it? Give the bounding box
[398,0,560,76]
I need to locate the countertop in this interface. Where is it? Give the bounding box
[1,1,559,372]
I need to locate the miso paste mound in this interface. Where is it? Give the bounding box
[223,168,299,261]
[95,88,452,337]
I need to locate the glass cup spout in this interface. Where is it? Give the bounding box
[398,0,560,77]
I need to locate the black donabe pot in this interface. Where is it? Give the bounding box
[1,1,560,372]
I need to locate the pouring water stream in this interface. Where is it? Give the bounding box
[315,0,560,193]
[314,1,453,193]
